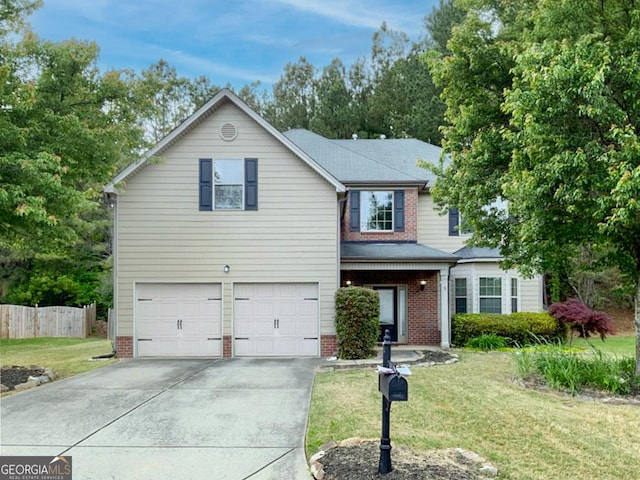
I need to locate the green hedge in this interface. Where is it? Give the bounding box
[453,312,567,347]
[335,286,379,359]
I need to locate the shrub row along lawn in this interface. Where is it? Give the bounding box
[307,346,640,480]
[0,338,117,379]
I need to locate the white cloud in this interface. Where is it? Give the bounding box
[265,0,425,34]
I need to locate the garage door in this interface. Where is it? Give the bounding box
[136,283,222,357]
[234,283,318,356]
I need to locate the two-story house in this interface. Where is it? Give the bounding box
[105,89,544,358]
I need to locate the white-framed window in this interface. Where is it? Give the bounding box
[454,278,468,314]
[510,277,518,313]
[479,277,502,314]
[214,159,243,209]
[360,191,393,231]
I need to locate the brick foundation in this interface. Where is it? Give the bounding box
[321,335,338,357]
[223,335,232,357]
[116,336,133,358]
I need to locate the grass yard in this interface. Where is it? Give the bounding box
[308,349,640,480]
[570,334,635,356]
[0,337,117,379]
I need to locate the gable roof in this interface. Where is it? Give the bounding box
[284,129,442,186]
[105,89,345,194]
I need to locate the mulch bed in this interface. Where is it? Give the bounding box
[317,441,495,480]
[1,366,45,390]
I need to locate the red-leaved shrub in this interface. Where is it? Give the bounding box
[548,298,615,340]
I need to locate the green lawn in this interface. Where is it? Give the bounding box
[570,334,635,356]
[308,348,640,480]
[0,337,117,379]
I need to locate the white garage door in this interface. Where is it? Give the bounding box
[136,283,222,357]
[234,283,319,357]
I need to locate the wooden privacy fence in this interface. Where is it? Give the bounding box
[0,303,96,339]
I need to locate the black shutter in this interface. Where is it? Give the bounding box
[349,191,360,231]
[449,208,459,236]
[244,158,258,210]
[394,190,405,232]
[199,158,212,211]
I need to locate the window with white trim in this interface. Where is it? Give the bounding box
[214,159,243,209]
[511,278,518,313]
[360,191,393,231]
[454,278,468,314]
[479,277,502,314]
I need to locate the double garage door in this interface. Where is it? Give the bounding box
[135,282,318,357]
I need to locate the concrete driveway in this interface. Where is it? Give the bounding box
[0,358,319,480]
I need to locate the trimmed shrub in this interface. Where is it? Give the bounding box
[453,312,567,347]
[549,298,615,340]
[466,334,508,350]
[335,286,380,359]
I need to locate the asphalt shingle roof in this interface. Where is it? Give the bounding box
[454,246,503,259]
[341,242,458,262]
[283,129,442,184]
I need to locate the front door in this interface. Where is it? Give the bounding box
[374,286,397,341]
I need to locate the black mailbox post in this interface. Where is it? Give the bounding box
[378,329,408,474]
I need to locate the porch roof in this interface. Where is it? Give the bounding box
[341,242,458,262]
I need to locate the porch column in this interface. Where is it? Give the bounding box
[439,268,451,349]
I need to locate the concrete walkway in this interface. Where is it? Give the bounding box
[0,358,319,480]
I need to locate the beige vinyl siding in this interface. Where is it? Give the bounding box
[519,275,544,312]
[115,101,338,338]
[417,193,466,253]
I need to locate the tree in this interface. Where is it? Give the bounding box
[429,0,640,373]
[310,59,361,139]
[0,4,144,309]
[1,31,142,255]
[262,57,317,131]
[424,0,467,54]
[134,60,199,143]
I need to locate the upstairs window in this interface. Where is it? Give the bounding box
[361,191,393,231]
[215,159,243,209]
[479,277,502,314]
[199,158,258,211]
[349,190,405,233]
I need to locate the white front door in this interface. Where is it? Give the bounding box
[234,283,319,356]
[136,283,222,357]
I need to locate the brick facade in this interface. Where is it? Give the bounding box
[223,335,232,357]
[342,188,418,242]
[321,335,338,357]
[116,336,133,358]
[341,270,440,345]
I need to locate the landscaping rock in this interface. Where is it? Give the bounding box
[0,366,57,391]
[0,384,8,393]
[14,379,39,392]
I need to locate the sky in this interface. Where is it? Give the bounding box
[29,0,439,90]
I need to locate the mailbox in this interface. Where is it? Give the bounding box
[378,373,408,402]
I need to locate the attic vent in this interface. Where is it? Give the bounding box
[219,123,238,141]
